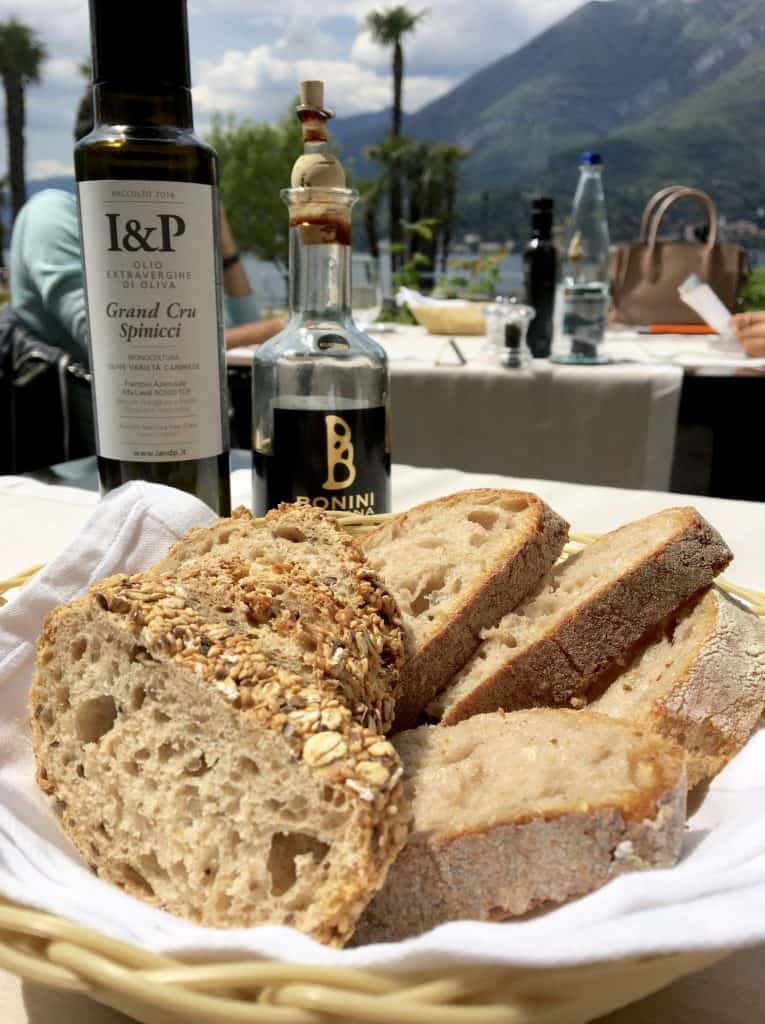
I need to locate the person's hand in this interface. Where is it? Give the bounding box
[225,318,288,350]
[729,312,765,357]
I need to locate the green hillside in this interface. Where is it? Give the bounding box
[332,0,765,239]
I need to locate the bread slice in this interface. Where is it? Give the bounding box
[354,709,687,944]
[359,489,569,729]
[152,503,404,732]
[432,508,732,726]
[588,586,765,788]
[30,558,410,946]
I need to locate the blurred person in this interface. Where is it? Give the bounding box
[729,312,765,358]
[9,90,284,368]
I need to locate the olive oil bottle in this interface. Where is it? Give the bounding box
[75,0,230,514]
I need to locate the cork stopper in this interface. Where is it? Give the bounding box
[290,79,346,190]
[298,80,334,120]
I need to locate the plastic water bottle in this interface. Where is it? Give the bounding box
[551,152,610,363]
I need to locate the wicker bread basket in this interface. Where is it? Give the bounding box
[0,900,731,1024]
[0,518,763,1022]
[409,304,486,335]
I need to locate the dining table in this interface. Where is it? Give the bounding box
[0,456,763,1023]
[227,323,764,499]
[228,326,685,492]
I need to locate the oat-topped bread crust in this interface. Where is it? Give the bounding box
[30,557,410,946]
[359,489,569,730]
[433,507,732,726]
[155,503,380,610]
[589,586,765,788]
[152,504,404,732]
[353,709,687,944]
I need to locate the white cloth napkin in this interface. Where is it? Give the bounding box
[395,286,471,308]
[1,480,765,971]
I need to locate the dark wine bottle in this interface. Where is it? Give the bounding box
[75,0,231,514]
[523,197,557,359]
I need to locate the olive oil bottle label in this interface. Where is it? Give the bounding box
[253,406,391,514]
[78,179,226,462]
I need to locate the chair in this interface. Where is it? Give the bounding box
[0,306,95,474]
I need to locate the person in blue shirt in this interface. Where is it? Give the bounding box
[9,93,284,367]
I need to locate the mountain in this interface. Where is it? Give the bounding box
[332,0,765,237]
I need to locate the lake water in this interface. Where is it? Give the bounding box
[242,251,526,312]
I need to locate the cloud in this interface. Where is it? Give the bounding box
[30,157,73,179]
[193,45,451,121]
[352,0,586,78]
[191,5,457,123]
[193,0,589,122]
[0,0,603,180]
[0,0,88,51]
[44,57,81,81]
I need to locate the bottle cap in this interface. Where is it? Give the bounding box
[297,80,335,120]
[289,80,347,198]
[580,151,603,166]
[89,0,191,89]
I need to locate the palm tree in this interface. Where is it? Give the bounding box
[365,5,426,137]
[429,144,469,271]
[0,19,47,222]
[365,134,409,272]
[358,178,385,260]
[365,5,426,272]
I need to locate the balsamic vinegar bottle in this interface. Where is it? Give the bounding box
[252,81,391,516]
[75,0,231,514]
[523,197,557,358]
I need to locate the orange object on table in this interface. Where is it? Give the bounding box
[638,324,717,335]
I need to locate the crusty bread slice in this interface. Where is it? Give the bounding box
[152,503,404,732]
[359,489,569,730]
[432,507,732,726]
[30,559,410,946]
[589,586,765,788]
[353,709,686,943]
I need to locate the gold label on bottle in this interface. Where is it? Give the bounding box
[253,406,390,515]
[78,179,225,462]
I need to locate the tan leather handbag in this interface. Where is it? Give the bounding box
[610,187,745,325]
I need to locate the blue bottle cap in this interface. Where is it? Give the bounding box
[580,151,603,166]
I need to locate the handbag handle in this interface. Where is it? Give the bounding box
[641,187,719,282]
[639,185,686,241]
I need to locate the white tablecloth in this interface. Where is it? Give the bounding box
[230,327,683,491]
[0,465,763,1022]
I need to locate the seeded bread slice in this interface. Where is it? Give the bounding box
[152,504,404,732]
[432,508,732,726]
[30,559,410,947]
[359,489,569,730]
[353,709,687,944]
[589,586,765,788]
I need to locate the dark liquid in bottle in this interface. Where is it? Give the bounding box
[98,452,230,513]
[253,404,390,515]
[523,198,557,359]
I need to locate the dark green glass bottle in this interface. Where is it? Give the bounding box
[75,0,231,514]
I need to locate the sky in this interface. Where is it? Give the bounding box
[0,0,589,181]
